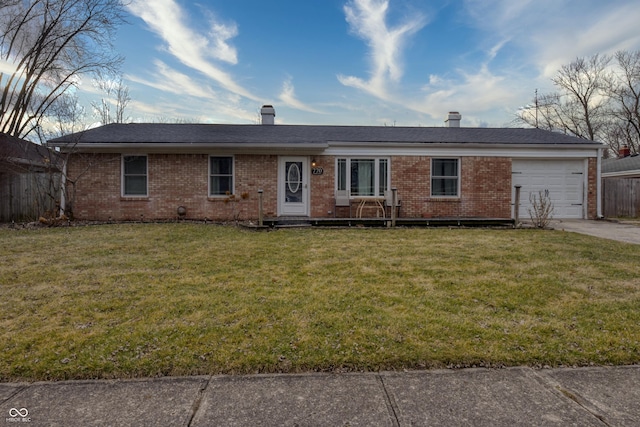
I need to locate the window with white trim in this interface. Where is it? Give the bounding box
[431,158,459,197]
[122,155,148,196]
[210,156,234,196]
[336,158,389,197]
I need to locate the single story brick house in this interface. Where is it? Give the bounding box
[47,106,604,222]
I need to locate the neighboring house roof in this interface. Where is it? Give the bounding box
[0,133,61,171]
[602,155,640,177]
[48,123,603,151]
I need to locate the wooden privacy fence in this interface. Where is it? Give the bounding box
[603,178,640,218]
[0,171,61,222]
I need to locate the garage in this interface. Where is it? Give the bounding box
[512,159,585,219]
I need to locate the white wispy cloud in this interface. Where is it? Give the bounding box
[124,60,257,122]
[338,0,640,125]
[126,0,259,101]
[278,77,323,114]
[0,59,19,75]
[412,65,525,125]
[128,99,167,117]
[127,60,219,100]
[462,0,640,79]
[536,4,640,78]
[337,0,426,99]
[200,6,240,65]
[128,96,256,124]
[397,0,640,125]
[337,0,520,124]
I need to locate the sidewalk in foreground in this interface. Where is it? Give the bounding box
[1,365,639,426]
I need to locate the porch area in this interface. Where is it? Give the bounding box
[259,217,515,228]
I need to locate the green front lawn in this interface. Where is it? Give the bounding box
[1,224,639,381]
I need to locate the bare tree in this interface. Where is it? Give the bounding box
[40,92,86,138]
[604,50,640,155]
[0,0,126,139]
[518,55,611,140]
[91,72,130,124]
[552,54,612,141]
[517,51,640,156]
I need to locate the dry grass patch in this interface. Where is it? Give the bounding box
[1,224,639,381]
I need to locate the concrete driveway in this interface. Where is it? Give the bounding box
[551,219,640,245]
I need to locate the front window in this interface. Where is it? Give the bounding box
[379,159,388,196]
[210,156,234,196]
[431,158,459,197]
[337,159,347,192]
[351,159,375,196]
[122,155,147,196]
[337,158,389,197]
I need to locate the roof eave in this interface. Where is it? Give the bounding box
[602,170,640,178]
[47,142,329,152]
[48,140,605,152]
[328,141,604,149]
[5,156,61,171]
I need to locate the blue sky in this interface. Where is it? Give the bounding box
[82,0,640,127]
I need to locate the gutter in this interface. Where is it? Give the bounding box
[597,148,603,218]
[46,140,604,151]
[327,141,605,150]
[601,170,640,178]
[6,156,61,170]
[46,142,330,151]
[60,157,68,217]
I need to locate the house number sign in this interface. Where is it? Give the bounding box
[311,167,324,175]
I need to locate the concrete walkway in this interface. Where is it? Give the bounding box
[551,219,640,245]
[2,366,639,426]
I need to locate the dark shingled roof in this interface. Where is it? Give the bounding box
[602,155,640,174]
[1,133,61,170]
[48,123,603,147]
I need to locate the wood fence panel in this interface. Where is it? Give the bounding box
[0,171,61,222]
[603,178,640,218]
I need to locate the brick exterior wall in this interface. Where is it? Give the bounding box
[389,156,513,219]
[66,153,278,221]
[309,156,336,217]
[308,155,512,219]
[66,152,596,221]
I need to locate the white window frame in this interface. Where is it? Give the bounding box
[336,157,390,198]
[209,155,234,197]
[430,157,460,198]
[121,154,148,197]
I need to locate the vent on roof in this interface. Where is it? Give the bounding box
[445,112,461,128]
[261,105,275,125]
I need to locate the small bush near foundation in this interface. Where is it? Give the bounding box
[528,190,554,229]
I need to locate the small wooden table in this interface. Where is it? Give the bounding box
[353,197,386,218]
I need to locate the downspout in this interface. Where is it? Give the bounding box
[596,147,603,219]
[60,155,68,217]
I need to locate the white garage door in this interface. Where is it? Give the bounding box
[512,159,585,219]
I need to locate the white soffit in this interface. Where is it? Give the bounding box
[323,146,599,158]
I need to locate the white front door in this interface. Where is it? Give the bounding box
[278,156,310,216]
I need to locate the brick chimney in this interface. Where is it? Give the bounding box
[260,105,275,125]
[445,112,461,128]
[619,144,631,158]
